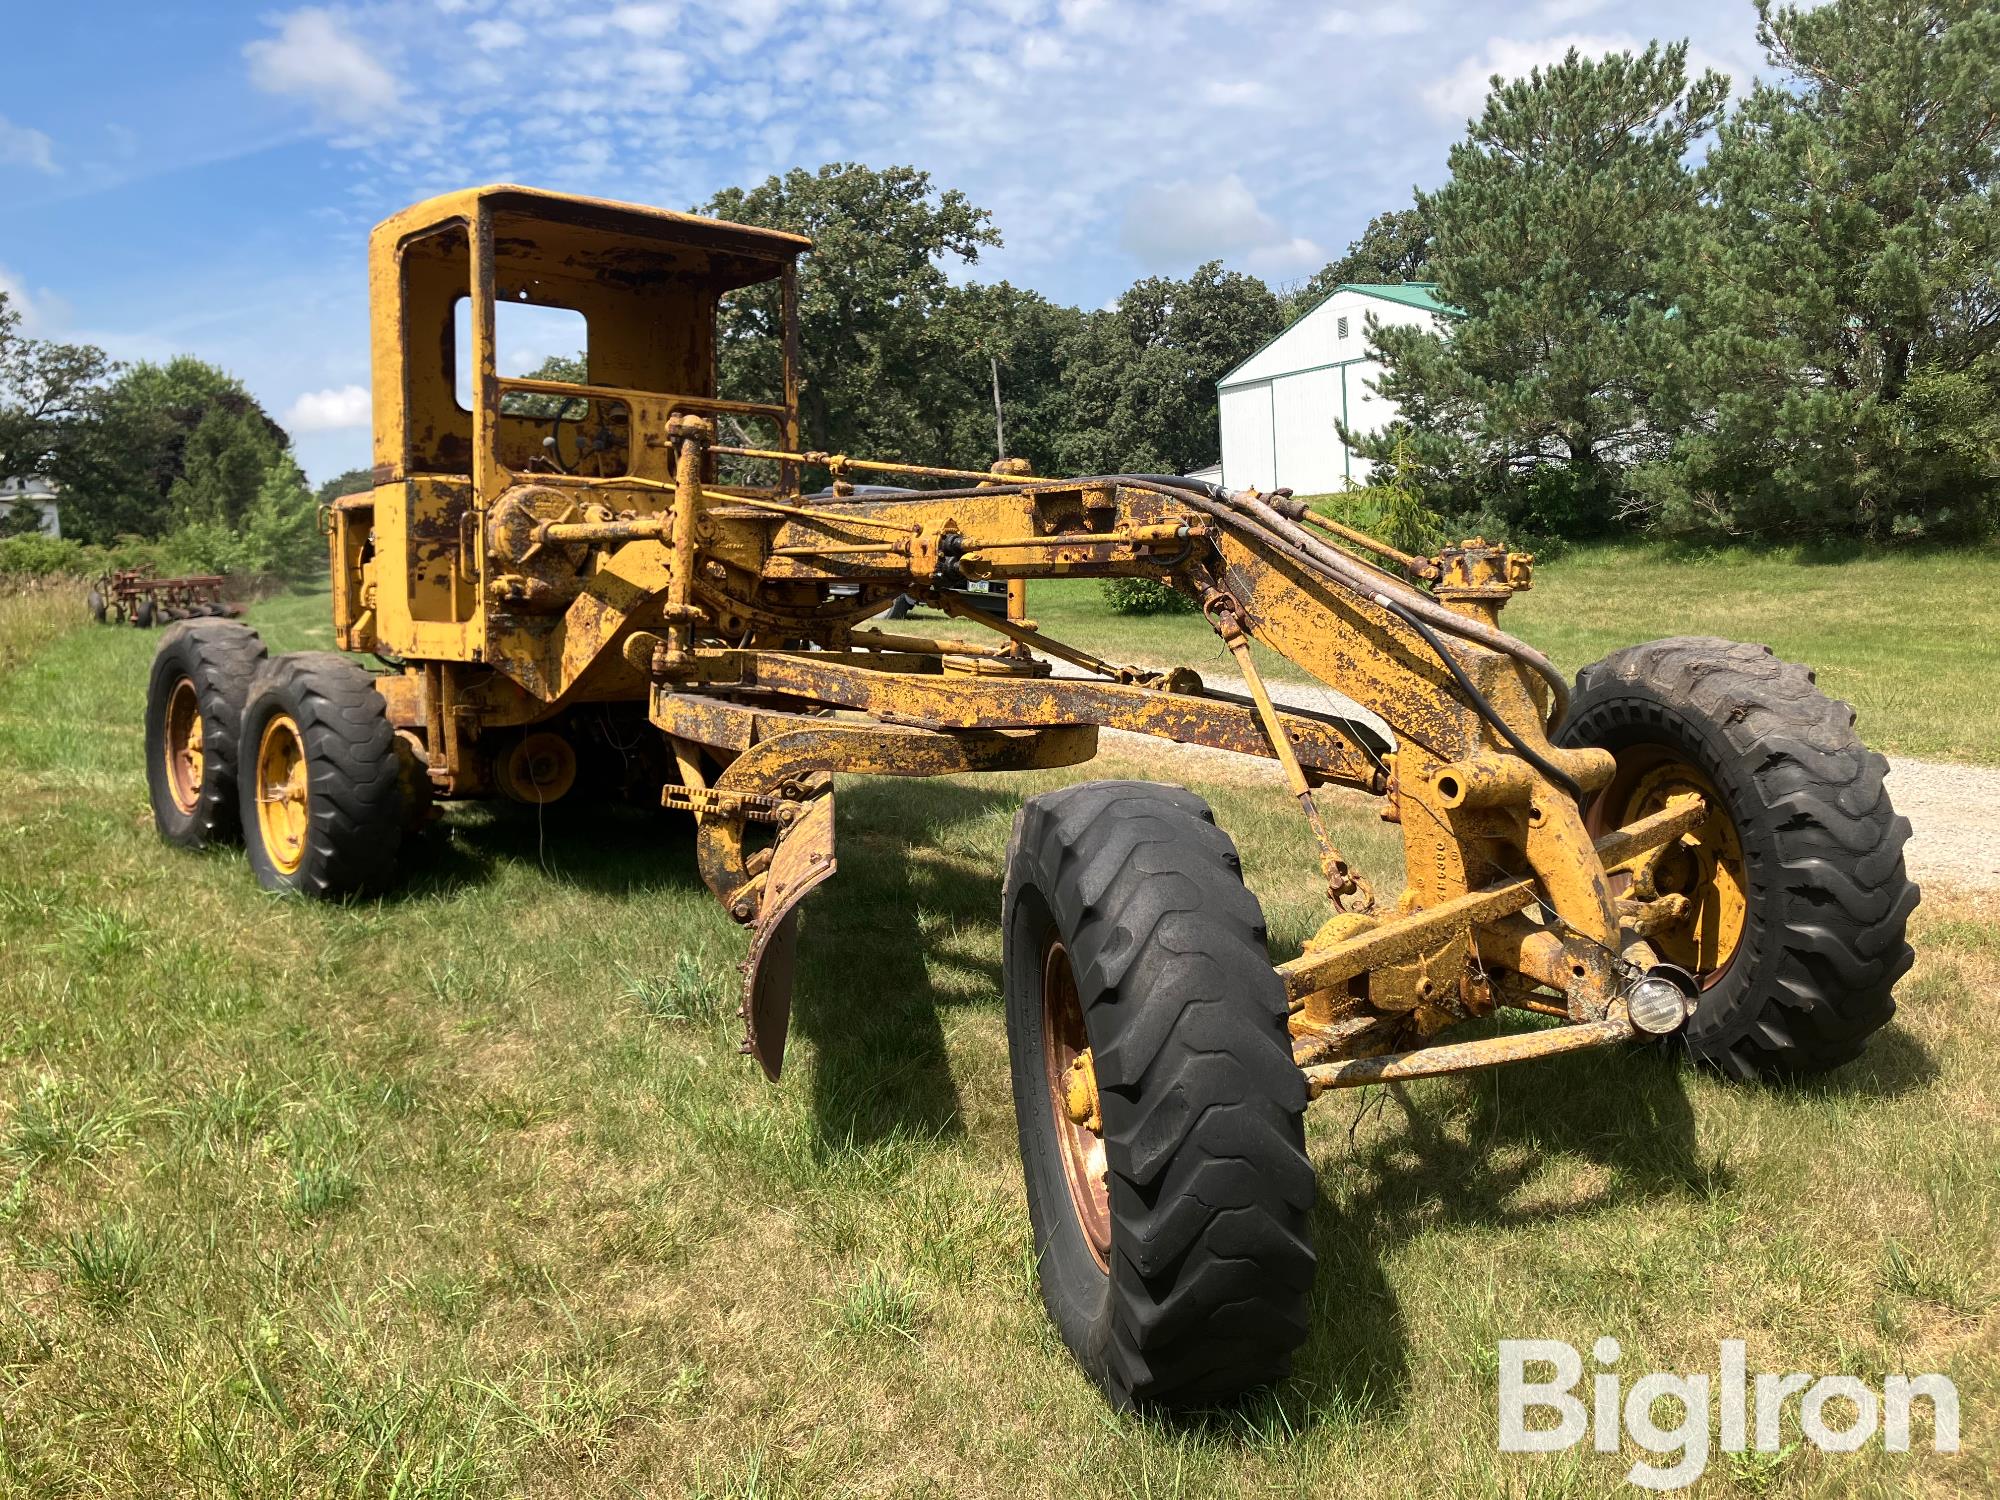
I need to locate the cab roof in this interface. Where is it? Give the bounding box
[372,183,811,289]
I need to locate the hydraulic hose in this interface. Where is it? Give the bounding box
[1372,592,1586,806]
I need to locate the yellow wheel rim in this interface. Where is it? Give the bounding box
[255,712,310,876]
[1601,752,1748,983]
[163,677,204,815]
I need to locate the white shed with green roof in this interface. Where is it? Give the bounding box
[1217,282,1461,494]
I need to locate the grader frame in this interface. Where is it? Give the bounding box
[320,184,1705,1084]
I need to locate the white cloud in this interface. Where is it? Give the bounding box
[1321,7,1426,37]
[1056,0,1115,30]
[0,114,57,174]
[624,48,690,89]
[285,384,372,431]
[469,18,525,50]
[611,3,680,39]
[1119,172,1320,274]
[1421,30,1746,121]
[0,268,70,335]
[245,9,400,127]
[1421,32,1642,120]
[207,0,1784,322]
[1200,79,1273,108]
[1535,0,1612,21]
[1245,235,1328,278]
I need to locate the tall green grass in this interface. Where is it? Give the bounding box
[0,581,1988,1495]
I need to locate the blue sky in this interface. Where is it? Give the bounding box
[3,0,1771,485]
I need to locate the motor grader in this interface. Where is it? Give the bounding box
[142,185,1916,1409]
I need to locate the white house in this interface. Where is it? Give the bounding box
[1218,283,1460,494]
[0,476,61,537]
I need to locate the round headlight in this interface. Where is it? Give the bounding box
[1627,974,1692,1035]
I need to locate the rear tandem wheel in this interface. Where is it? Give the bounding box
[238,652,406,898]
[144,620,268,848]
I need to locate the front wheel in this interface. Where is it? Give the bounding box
[1558,637,1918,1081]
[1002,781,1315,1409]
[239,653,405,897]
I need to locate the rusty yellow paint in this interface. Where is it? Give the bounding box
[336,183,1739,1094]
[1610,759,1748,978]
[1280,795,1709,1013]
[1304,1015,1634,1097]
[1063,1047,1102,1133]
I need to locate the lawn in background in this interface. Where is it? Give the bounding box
[0,579,1990,1496]
[1018,543,2000,764]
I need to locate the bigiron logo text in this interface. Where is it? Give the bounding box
[1497,1338,1960,1490]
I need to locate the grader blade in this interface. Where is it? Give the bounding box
[740,792,837,1081]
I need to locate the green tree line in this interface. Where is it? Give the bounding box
[699,0,1995,545]
[6,0,1987,570]
[1351,0,1998,543]
[698,162,1283,481]
[0,299,326,578]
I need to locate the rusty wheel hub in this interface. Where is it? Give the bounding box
[1598,751,1747,985]
[1041,938,1110,1269]
[163,677,205,815]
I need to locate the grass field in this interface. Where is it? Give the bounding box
[1024,542,2000,764]
[0,569,1993,1496]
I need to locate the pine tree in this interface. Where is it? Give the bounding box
[169,402,277,530]
[1646,0,2000,540]
[1373,433,1449,555]
[1347,44,1725,536]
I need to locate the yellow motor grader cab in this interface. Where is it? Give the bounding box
[141,185,1917,1412]
[332,184,810,708]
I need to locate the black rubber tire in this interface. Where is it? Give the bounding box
[86,589,106,623]
[144,620,268,849]
[1558,637,1918,1081]
[238,652,404,897]
[1002,780,1315,1409]
[132,596,155,629]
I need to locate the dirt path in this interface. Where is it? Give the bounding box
[1060,662,2000,893]
[1880,758,2000,893]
